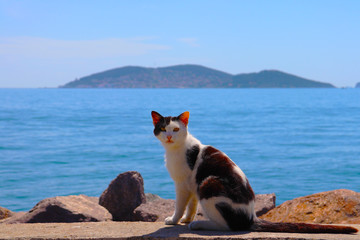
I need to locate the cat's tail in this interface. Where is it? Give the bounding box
[251,218,358,234]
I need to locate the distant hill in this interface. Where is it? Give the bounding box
[60,64,335,88]
[232,70,335,88]
[356,82,360,88]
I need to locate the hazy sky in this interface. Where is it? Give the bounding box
[1,0,359,88]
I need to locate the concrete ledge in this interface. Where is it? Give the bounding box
[0,222,359,240]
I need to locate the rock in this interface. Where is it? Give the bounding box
[134,193,276,222]
[260,189,360,224]
[134,197,175,222]
[99,171,146,221]
[0,207,14,220]
[3,195,112,223]
[145,193,162,202]
[255,193,276,217]
[1,212,26,224]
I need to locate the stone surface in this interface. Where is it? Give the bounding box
[145,193,163,202]
[261,189,360,224]
[0,222,358,240]
[0,212,26,224]
[134,193,276,222]
[0,207,14,220]
[255,193,276,217]
[2,195,112,223]
[134,197,175,222]
[99,171,146,221]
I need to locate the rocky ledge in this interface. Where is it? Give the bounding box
[261,189,360,224]
[1,171,359,229]
[0,171,276,224]
[0,222,359,240]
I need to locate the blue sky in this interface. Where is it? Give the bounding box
[1,0,359,88]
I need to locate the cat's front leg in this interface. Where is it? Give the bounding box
[165,183,191,225]
[180,195,198,223]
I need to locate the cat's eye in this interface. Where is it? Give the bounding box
[173,127,180,132]
[160,127,166,132]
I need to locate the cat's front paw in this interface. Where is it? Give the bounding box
[165,216,178,225]
[180,216,193,223]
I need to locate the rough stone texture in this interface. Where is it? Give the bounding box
[255,193,276,217]
[0,222,358,240]
[0,207,14,220]
[145,193,163,202]
[134,193,276,222]
[261,189,360,224]
[134,197,175,222]
[99,171,146,221]
[2,195,112,224]
[0,212,26,224]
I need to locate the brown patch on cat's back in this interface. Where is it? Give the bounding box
[196,146,255,204]
[202,145,222,158]
[195,146,236,185]
[198,176,225,200]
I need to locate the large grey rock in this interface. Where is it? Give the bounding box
[99,171,146,221]
[3,195,112,223]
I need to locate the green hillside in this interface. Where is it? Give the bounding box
[232,70,335,88]
[60,65,335,88]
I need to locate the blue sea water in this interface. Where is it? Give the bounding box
[0,88,359,212]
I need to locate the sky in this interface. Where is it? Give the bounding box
[0,0,359,88]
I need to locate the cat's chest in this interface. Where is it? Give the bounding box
[165,151,192,182]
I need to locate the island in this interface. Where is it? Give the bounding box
[59,64,335,88]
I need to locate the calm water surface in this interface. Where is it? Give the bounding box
[0,88,359,211]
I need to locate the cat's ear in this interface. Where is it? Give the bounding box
[151,111,163,126]
[178,111,190,127]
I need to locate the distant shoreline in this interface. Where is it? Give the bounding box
[59,64,337,88]
[1,87,360,89]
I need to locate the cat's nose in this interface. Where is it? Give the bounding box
[167,136,172,140]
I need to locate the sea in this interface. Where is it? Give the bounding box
[0,88,359,212]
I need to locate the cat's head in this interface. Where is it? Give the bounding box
[151,111,189,147]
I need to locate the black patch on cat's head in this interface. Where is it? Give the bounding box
[152,112,179,136]
[152,111,189,136]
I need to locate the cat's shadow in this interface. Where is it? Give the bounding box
[142,224,250,238]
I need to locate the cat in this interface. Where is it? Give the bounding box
[151,111,357,234]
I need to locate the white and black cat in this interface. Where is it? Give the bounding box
[151,111,357,234]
